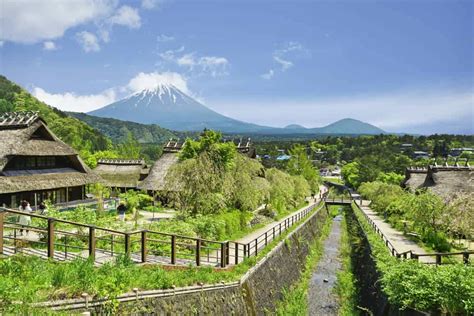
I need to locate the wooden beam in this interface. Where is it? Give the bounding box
[89,227,96,260]
[47,219,55,259]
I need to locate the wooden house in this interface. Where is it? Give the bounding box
[0,111,99,208]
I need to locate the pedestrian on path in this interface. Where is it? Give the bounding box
[117,202,127,222]
[18,200,32,235]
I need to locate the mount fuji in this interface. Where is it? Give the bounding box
[89,84,272,133]
[88,84,385,134]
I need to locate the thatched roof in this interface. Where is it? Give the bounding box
[94,159,149,189]
[402,167,428,191]
[423,166,473,201]
[0,171,100,194]
[138,153,179,191]
[0,112,98,193]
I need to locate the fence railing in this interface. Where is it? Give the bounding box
[352,202,473,265]
[0,201,323,268]
[0,207,227,267]
[228,202,324,264]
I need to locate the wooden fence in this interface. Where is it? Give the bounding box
[352,202,473,265]
[0,202,322,268]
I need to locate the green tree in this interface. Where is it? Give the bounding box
[287,144,321,192]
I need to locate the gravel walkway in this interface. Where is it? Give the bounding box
[308,215,342,316]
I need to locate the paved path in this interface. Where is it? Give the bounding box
[308,215,342,316]
[236,199,319,245]
[359,201,434,263]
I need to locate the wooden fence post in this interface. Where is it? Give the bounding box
[463,252,469,264]
[124,233,131,259]
[436,254,441,265]
[47,219,55,259]
[170,235,176,264]
[141,231,147,263]
[195,239,201,266]
[88,227,96,260]
[0,211,4,255]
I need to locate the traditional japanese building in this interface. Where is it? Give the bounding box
[93,159,149,193]
[402,167,429,191]
[402,160,473,201]
[138,139,181,194]
[0,111,99,208]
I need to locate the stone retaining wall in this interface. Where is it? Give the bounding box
[85,204,329,315]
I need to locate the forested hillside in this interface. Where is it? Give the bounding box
[0,75,112,153]
[68,112,176,144]
[0,75,163,166]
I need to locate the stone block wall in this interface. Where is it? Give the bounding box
[80,205,329,315]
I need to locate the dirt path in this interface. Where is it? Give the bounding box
[308,215,342,316]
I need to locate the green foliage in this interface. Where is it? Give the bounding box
[351,203,474,314]
[117,132,141,159]
[358,182,452,252]
[335,213,360,316]
[180,130,236,169]
[81,150,119,169]
[68,112,176,144]
[286,144,321,192]
[342,162,361,188]
[376,172,404,185]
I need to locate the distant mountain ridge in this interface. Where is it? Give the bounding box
[88,83,385,135]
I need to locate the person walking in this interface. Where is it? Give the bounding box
[18,200,32,235]
[117,202,127,222]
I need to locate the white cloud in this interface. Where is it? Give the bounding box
[0,0,115,44]
[32,71,192,112]
[108,5,141,29]
[261,69,274,80]
[262,41,306,79]
[43,41,57,51]
[176,53,196,68]
[127,71,189,94]
[273,56,293,71]
[142,0,159,9]
[156,34,174,42]
[159,48,229,77]
[76,31,100,52]
[33,87,117,112]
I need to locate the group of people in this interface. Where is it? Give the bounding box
[17,200,47,235]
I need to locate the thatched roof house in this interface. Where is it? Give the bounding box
[0,112,99,208]
[138,137,256,194]
[422,165,473,201]
[94,159,149,191]
[402,167,428,191]
[138,153,178,192]
[402,162,473,201]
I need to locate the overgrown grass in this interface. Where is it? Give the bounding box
[351,203,474,314]
[335,210,359,316]
[0,203,325,314]
[275,206,337,315]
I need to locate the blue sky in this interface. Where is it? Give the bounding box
[0,0,472,134]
